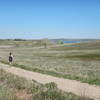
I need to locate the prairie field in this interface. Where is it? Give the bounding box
[0,69,93,100]
[0,40,100,85]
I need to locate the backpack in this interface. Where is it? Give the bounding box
[9,56,13,62]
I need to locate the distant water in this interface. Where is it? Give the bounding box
[63,41,81,44]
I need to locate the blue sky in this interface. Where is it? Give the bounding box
[0,0,100,39]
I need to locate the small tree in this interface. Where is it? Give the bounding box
[42,38,51,48]
[56,40,63,44]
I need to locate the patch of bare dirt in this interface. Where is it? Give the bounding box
[0,63,100,100]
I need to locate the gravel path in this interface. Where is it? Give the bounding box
[0,63,100,100]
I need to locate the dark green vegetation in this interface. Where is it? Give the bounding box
[0,40,100,85]
[0,69,93,100]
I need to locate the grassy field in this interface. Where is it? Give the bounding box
[0,40,100,85]
[0,69,93,100]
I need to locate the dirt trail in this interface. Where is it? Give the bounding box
[0,63,100,100]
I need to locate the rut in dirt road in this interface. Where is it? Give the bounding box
[0,63,100,100]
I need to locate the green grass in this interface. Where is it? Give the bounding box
[0,69,93,100]
[65,53,100,61]
[1,60,100,86]
[0,40,100,86]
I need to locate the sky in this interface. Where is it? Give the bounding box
[0,0,100,39]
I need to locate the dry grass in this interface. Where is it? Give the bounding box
[0,40,100,85]
[0,69,93,100]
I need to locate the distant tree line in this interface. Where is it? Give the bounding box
[13,39,26,41]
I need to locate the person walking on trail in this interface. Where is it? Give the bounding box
[9,52,13,64]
